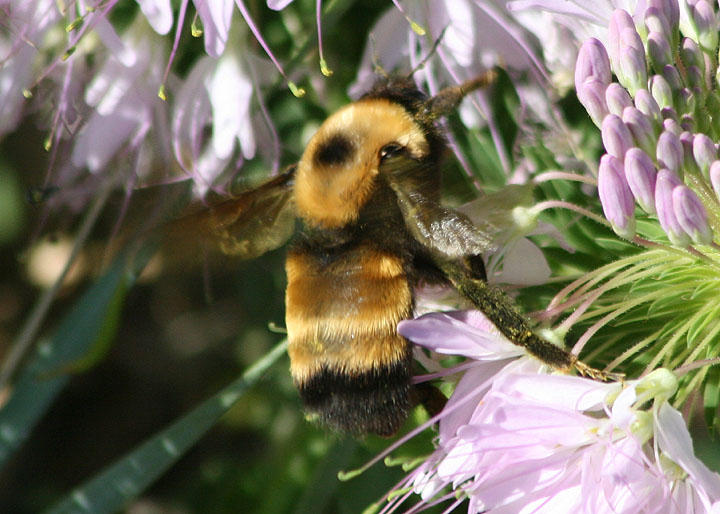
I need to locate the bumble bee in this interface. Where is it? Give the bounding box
[172,72,603,436]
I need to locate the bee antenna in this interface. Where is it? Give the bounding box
[369,34,390,80]
[424,68,498,119]
[405,25,448,80]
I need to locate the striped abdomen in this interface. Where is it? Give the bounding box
[285,243,413,436]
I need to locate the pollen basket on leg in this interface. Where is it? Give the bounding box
[294,99,430,228]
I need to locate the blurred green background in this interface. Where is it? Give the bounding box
[0,1,433,512]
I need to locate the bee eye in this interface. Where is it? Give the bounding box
[380,143,405,161]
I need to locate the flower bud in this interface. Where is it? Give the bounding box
[645,6,672,37]
[662,65,683,91]
[650,74,673,108]
[609,11,648,95]
[680,114,695,133]
[656,130,684,172]
[647,31,672,71]
[680,37,704,70]
[575,38,612,87]
[662,117,681,135]
[625,147,658,213]
[673,186,713,244]
[599,153,636,238]
[691,0,718,52]
[649,0,679,30]
[577,79,609,126]
[655,169,691,246]
[618,28,649,95]
[661,106,679,123]
[680,131,699,173]
[693,133,717,177]
[676,87,695,116]
[606,83,633,115]
[608,9,636,63]
[602,114,633,158]
[634,88,662,126]
[709,161,720,200]
[622,106,656,155]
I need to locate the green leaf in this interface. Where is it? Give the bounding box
[43,339,288,514]
[0,254,133,467]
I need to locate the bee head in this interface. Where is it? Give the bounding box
[294,72,496,230]
[294,98,431,229]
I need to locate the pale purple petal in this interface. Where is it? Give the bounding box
[92,19,135,66]
[398,311,523,360]
[137,0,173,34]
[492,237,551,286]
[656,403,720,504]
[267,0,294,10]
[193,0,234,57]
[207,54,256,160]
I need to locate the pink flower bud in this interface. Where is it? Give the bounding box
[625,148,657,213]
[709,161,720,201]
[655,169,691,246]
[656,130,683,172]
[609,10,647,95]
[577,79,609,126]
[623,106,656,156]
[650,74,673,108]
[645,6,672,37]
[672,186,713,244]
[599,154,636,238]
[647,31,672,71]
[575,38,612,88]
[606,83,633,116]
[681,37,703,70]
[693,133,717,177]
[634,89,662,126]
[602,114,633,158]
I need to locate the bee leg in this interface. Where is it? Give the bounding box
[439,261,621,382]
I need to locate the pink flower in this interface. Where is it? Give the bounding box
[384,311,720,513]
[71,22,168,175]
[0,0,60,137]
[172,50,277,196]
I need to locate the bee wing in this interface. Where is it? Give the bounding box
[383,157,498,258]
[168,166,296,261]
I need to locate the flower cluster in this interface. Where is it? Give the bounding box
[575,2,720,247]
[382,311,720,513]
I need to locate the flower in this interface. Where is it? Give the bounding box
[172,48,277,196]
[383,311,720,513]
